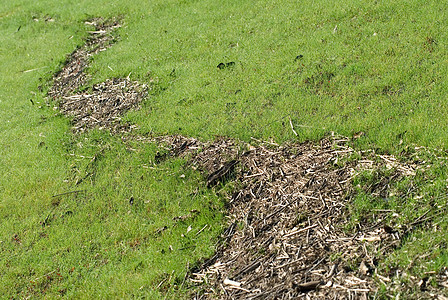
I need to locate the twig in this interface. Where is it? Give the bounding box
[306,257,326,274]
[283,224,318,238]
[156,277,168,289]
[33,270,57,281]
[22,66,47,73]
[226,285,252,293]
[196,224,208,236]
[87,30,107,34]
[244,172,264,179]
[289,116,298,137]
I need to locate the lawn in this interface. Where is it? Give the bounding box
[1,0,447,298]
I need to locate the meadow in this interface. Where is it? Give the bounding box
[1,0,448,297]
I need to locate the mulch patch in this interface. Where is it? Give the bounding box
[158,136,397,299]
[48,17,148,134]
[152,135,447,299]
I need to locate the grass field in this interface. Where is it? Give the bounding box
[1,0,448,298]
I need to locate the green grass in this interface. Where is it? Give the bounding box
[104,0,448,149]
[1,0,448,297]
[2,132,223,298]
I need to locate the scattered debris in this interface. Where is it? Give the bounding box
[58,78,147,133]
[48,17,148,133]
[185,135,382,298]
[147,134,448,299]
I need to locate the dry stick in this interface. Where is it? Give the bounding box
[87,30,107,34]
[226,285,252,293]
[23,66,47,73]
[156,277,168,289]
[408,208,433,227]
[33,270,57,282]
[326,263,337,278]
[244,172,264,179]
[62,94,94,100]
[289,116,298,137]
[410,209,446,227]
[264,201,290,220]
[305,257,326,275]
[234,260,261,278]
[283,224,318,238]
[273,258,304,270]
[196,224,208,236]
